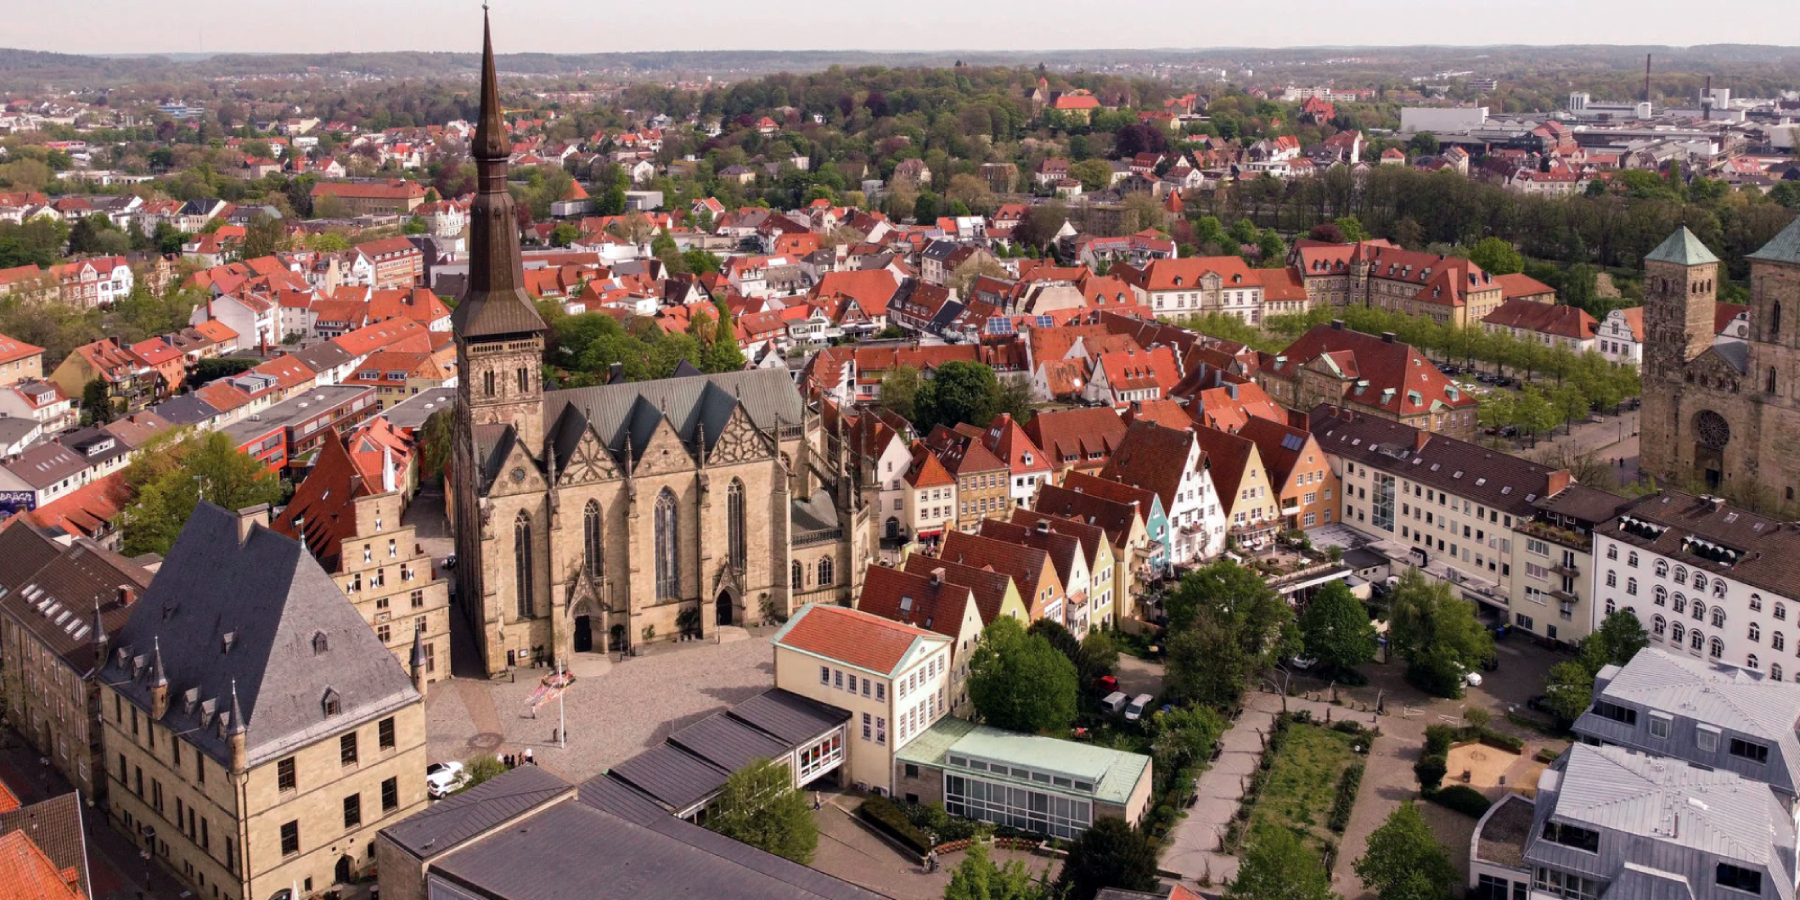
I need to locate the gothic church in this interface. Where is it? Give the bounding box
[450,18,870,676]
[1640,217,1800,500]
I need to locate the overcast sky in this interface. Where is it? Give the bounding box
[9,0,1795,55]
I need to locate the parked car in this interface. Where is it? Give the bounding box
[1124,693,1155,722]
[1287,655,1317,671]
[1101,691,1130,714]
[426,761,469,799]
[1464,671,1484,688]
[1095,675,1119,695]
[1526,694,1550,712]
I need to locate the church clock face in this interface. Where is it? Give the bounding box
[510,467,527,483]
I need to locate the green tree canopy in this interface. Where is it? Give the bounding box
[916,360,1000,433]
[878,364,923,423]
[1298,579,1378,674]
[1354,801,1458,900]
[1542,610,1649,725]
[943,842,1049,900]
[1055,817,1160,900]
[967,616,1079,733]
[1386,569,1494,698]
[121,430,286,557]
[703,757,819,865]
[1224,826,1340,900]
[1466,236,1525,275]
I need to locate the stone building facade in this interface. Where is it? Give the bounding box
[1639,220,1800,499]
[448,25,869,677]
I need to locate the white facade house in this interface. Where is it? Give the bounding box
[1593,492,1800,681]
[1596,308,1644,366]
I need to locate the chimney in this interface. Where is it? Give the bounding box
[1331,319,1344,330]
[116,584,136,607]
[1644,53,1653,103]
[929,567,944,587]
[235,503,270,544]
[1703,75,1712,121]
[1381,331,1397,343]
[1413,431,1430,453]
[1035,519,1050,534]
[1547,470,1571,497]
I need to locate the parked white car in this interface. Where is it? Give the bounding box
[426,761,469,799]
[1124,693,1154,722]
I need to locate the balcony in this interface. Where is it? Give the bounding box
[1552,562,1581,578]
[1550,588,1579,603]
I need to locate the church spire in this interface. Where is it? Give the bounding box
[451,8,546,341]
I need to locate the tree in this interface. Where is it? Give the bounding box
[1334,216,1372,242]
[1111,123,1168,160]
[1056,817,1160,900]
[121,430,286,557]
[462,754,506,792]
[1354,802,1458,900]
[549,223,581,247]
[1542,610,1648,725]
[1408,132,1438,156]
[1298,579,1378,674]
[1386,569,1494,698]
[419,408,454,482]
[702,302,747,373]
[1224,826,1340,900]
[947,254,1009,297]
[966,617,1079,733]
[241,212,287,260]
[403,215,429,235]
[1164,560,1297,707]
[944,842,1047,900]
[993,374,1034,424]
[878,364,923,422]
[1068,159,1114,192]
[916,360,1000,434]
[681,248,724,274]
[704,757,818,864]
[1466,237,1524,275]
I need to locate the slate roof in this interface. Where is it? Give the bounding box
[538,368,803,480]
[605,744,729,813]
[102,502,421,768]
[726,688,851,746]
[1583,647,1800,759]
[0,522,149,676]
[1598,489,1800,601]
[429,777,886,900]
[379,766,573,859]
[1307,405,1567,517]
[1644,226,1722,267]
[1748,215,1800,265]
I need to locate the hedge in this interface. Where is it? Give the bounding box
[1414,754,1447,791]
[859,795,933,856]
[1328,762,1364,833]
[1427,784,1492,818]
[1423,725,1457,758]
[1478,731,1525,754]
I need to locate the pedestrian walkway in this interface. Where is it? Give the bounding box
[1161,691,1366,887]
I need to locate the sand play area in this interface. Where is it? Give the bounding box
[1445,741,1549,797]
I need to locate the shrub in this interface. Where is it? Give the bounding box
[1478,731,1525,754]
[1535,747,1561,764]
[1427,784,1492,817]
[1414,754,1447,791]
[858,795,933,855]
[1423,724,1457,757]
[1328,762,1364,833]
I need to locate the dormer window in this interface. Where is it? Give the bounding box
[312,632,329,655]
[322,688,341,717]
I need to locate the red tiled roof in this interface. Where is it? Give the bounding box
[1099,421,1197,510]
[856,565,975,643]
[1716,303,1747,336]
[0,830,85,900]
[1483,298,1598,340]
[937,531,1057,619]
[1022,407,1128,465]
[0,334,45,365]
[904,441,955,488]
[775,603,941,675]
[1493,272,1557,301]
[1263,324,1476,417]
[29,472,129,543]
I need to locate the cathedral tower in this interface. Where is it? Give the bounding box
[1641,226,1720,380]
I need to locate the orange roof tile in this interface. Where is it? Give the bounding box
[774,604,942,675]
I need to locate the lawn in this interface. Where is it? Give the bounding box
[1245,720,1359,857]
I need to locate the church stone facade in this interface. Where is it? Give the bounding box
[449,24,869,677]
[1640,219,1800,501]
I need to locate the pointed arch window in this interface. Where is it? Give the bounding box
[583,500,603,578]
[792,560,804,589]
[655,489,679,601]
[1773,301,1783,340]
[727,479,747,569]
[484,369,495,397]
[1769,367,1779,395]
[514,512,534,619]
[817,557,834,587]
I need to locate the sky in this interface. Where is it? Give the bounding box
[7,0,1798,55]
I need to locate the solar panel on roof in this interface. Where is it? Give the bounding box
[1036,315,1056,329]
[1280,433,1305,452]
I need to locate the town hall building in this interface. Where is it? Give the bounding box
[448,23,870,677]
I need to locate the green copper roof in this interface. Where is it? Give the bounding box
[1643,227,1720,267]
[1748,216,1800,265]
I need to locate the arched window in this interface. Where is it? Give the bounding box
[1750,593,1763,611]
[1627,577,1638,596]
[322,688,341,717]
[1606,545,1618,560]
[1693,573,1708,593]
[583,500,603,578]
[1606,571,1617,588]
[1751,622,1763,642]
[1708,636,1723,657]
[1715,581,1727,599]
[654,489,679,601]
[1654,586,1668,606]
[484,369,496,397]
[517,367,529,392]
[1654,559,1668,577]
[1672,622,1686,644]
[1773,301,1783,339]
[727,479,747,569]
[1748,654,1760,670]
[514,511,534,619]
[1691,600,1705,621]
[1628,552,1639,567]
[1775,632,1787,652]
[312,632,329,655]
[1773,664,1784,681]
[1712,607,1725,628]
[1777,602,1787,621]
[1674,593,1686,614]
[792,560,804,588]
[1674,565,1687,584]
[1769,367,1779,394]
[1653,615,1667,637]
[1606,598,1617,616]
[817,557,834,586]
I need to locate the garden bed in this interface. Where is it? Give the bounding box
[1227,713,1367,864]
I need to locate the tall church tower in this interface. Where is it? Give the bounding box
[452,11,548,449]
[450,13,548,663]
[1641,226,1720,380]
